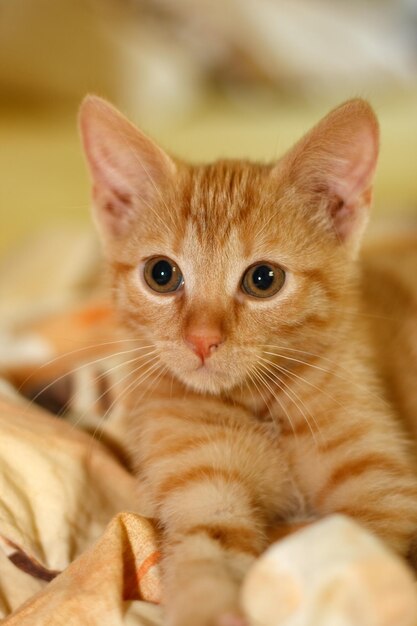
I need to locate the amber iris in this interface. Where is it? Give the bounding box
[241,263,285,298]
[144,257,184,293]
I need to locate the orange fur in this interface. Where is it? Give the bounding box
[79,96,417,626]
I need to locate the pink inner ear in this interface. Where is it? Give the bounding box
[97,182,134,216]
[324,127,378,241]
[328,196,360,241]
[326,126,378,205]
[92,184,136,238]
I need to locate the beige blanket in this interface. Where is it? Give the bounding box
[0,390,162,624]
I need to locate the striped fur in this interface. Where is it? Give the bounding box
[80,96,417,626]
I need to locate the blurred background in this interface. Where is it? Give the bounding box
[1,0,417,259]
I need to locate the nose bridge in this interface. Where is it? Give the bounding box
[183,299,226,337]
[181,238,234,339]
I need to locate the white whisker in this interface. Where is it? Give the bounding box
[22,345,155,415]
[68,349,158,426]
[86,354,161,451]
[17,340,155,393]
[131,363,169,413]
[260,351,344,410]
[261,345,387,405]
[257,359,321,445]
[251,366,297,439]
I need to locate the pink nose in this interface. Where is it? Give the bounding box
[185,332,223,362]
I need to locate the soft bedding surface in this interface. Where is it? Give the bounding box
[1,229,417,626]
[0,392,161,625]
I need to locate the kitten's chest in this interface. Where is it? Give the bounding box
[235,391,338,504]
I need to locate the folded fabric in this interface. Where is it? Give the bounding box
[3,511,162,626]
[0,388,161,621]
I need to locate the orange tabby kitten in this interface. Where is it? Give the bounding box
[79,96,417,626]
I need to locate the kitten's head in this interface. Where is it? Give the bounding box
[79,97,378,394]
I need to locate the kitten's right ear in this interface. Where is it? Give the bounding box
[79,95,176,242]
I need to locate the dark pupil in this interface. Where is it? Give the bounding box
[252,265,274,290]
[152,260,173,286]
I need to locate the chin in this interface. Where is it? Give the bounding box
[174,365,240,395]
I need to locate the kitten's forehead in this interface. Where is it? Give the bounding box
[182,160,270,244]
[174,159,312,265]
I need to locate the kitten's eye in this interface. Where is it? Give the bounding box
[241,263,285,298]
[144,257,184,293]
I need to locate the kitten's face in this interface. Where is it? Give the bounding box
[111,163,346,394]
[79,97,379,394]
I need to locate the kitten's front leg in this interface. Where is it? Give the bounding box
[291,405,417,558]
[130,396,291,626]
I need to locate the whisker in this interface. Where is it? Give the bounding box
[247,369,268,409]
[260,352,344,410]
[251,366,297,439]
[262,348,341,378]
[86,355,161,451]
[67,349,158,423]
[101,357,167,450]
[246,369,267,410]
[250,367,293,437]
[91,362,168,450]
[94,354,160,423]
[21,345,155,416]
[130,362,169,414]
[260,344,368,380]
[17,340,154,393]
[243,370,258,411]
[257,359,320,445]
[260,345,387,405]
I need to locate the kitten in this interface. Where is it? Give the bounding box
[79,96,417,626]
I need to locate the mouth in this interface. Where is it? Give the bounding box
[162,345,246,394]
[176,360,240,394]
[195,361,212,373]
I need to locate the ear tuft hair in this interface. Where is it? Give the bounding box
[79,95,176,241]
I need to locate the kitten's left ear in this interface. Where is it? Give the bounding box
[79,95,176,244]
[275,99,379,250]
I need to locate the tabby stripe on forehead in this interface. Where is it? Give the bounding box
[315,454,411,506]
